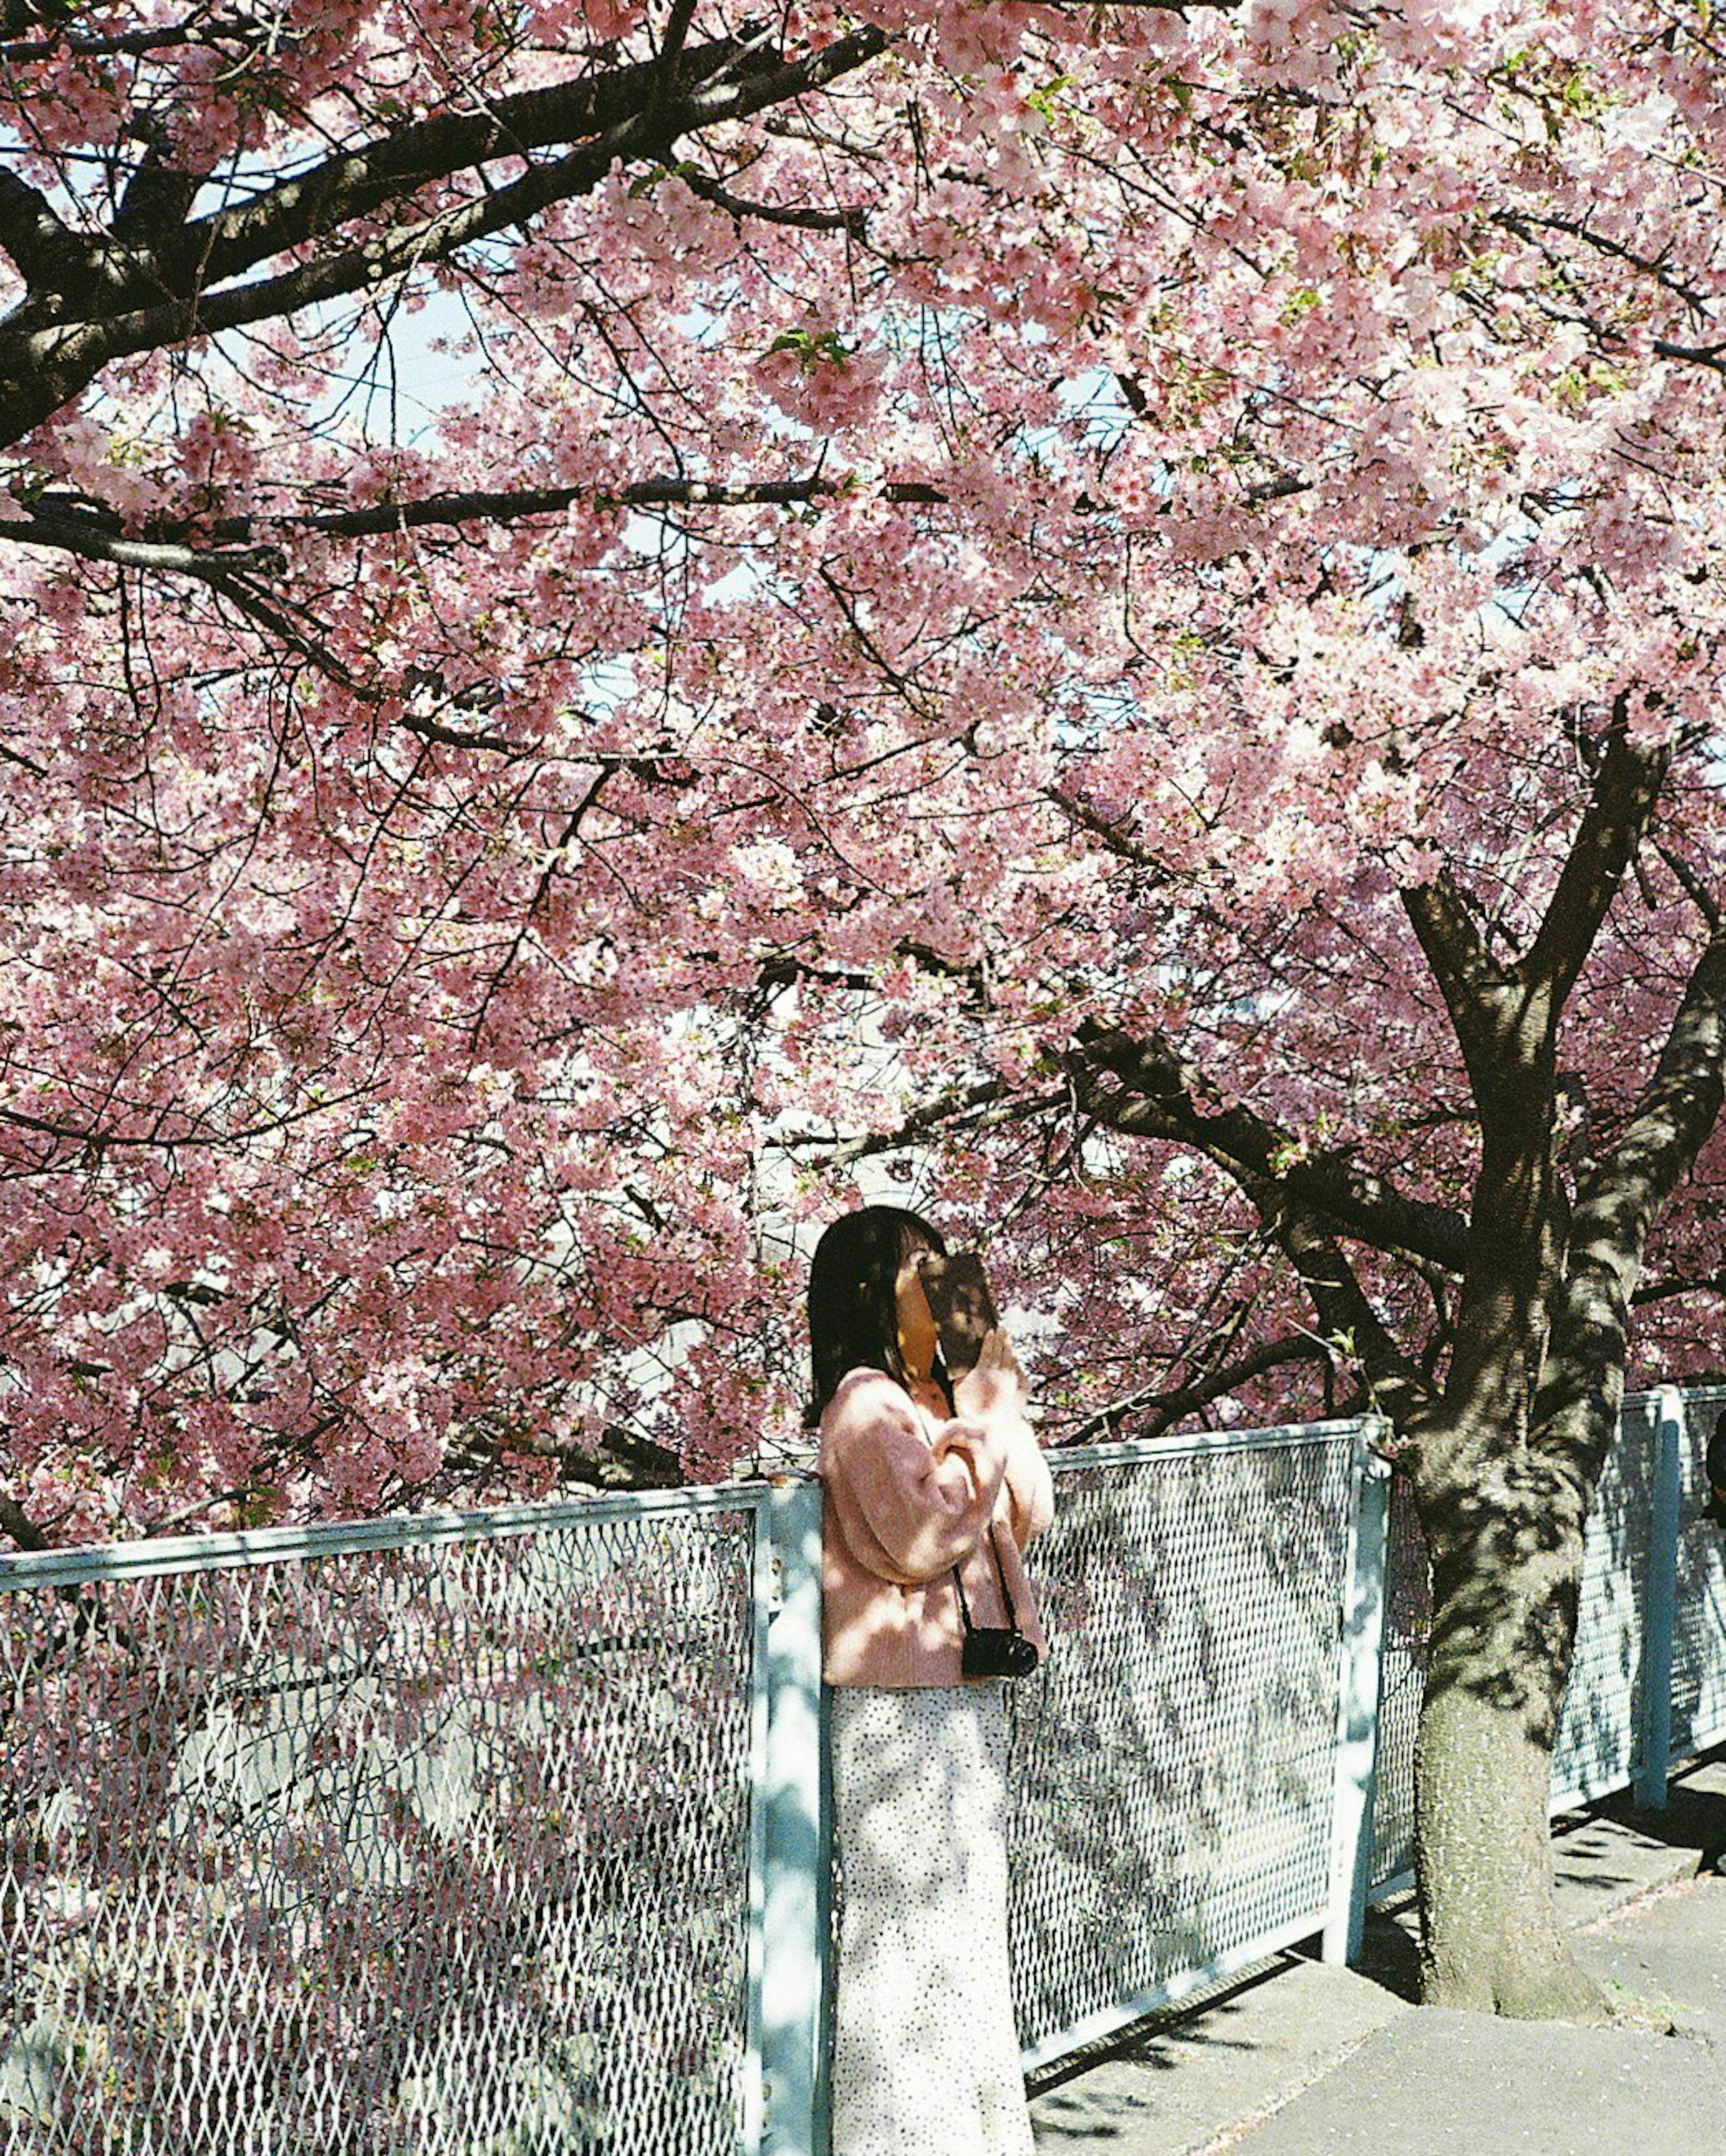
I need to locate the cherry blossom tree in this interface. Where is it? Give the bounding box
[2,0,1725,2016]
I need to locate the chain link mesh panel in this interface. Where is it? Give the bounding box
[0,1499,761,2156]
[1672,1385,1726,1764]
[1004,1427,1360,2059]
[1549,1394,1656,1810]
[1368,1471,1429,1895]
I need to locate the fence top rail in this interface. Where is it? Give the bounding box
[1048,1389,1704,1473]
[1046,1414,1375,1476]
[0,1477,772,1590]
[4,1386,1717,1591]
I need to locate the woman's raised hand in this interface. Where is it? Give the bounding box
[918,1252,1023,1396]
[916,1251,996,1377]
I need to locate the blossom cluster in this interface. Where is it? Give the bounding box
[1,0,1723,1529]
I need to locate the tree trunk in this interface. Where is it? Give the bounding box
[1413,1484,1608,2020]
[1415,1683,1607,2017]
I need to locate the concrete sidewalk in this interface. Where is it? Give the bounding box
[1029,1756,1726,2156]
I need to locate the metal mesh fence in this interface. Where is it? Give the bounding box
[1549,1393,1657,1811]
[1672,1385,1726,1764]
[0,1497,761,2156]
[1367,1471,1429,1895]
[1004,1425,1361,2062]
[6,1387,1725,2148]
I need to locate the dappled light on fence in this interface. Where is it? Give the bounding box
[1368,1472,1429,1893]
[0,1498,760,2156]
[1006,1425,1361,2063]
[1366,1388,1726,1895]
[1672,1387,1726,1766]
[1550,1392,1658,1810]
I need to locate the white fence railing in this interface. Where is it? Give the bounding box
[2,1389,1723,2156]
[1005,1419,1372,2065]
[0,1488,791,2156]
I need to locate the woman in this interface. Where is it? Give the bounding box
[809,1204,1054,2156]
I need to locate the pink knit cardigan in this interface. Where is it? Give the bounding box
[817,1363,1054,1688]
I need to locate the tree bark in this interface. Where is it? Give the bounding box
[1416,1666,1606,2018]
[1413,1445,1608,2018]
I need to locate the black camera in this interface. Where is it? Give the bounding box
[961,1626,1041,1680]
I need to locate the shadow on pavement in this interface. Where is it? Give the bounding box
[1597,1759,1726,1872]
[1027,1967,1288,2096]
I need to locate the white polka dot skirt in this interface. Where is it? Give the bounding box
[828,1683,1035,2156]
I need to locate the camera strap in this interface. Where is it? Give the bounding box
[951,1526,1024,1641]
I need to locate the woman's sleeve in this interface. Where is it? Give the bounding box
[1002,1419,1055,1547]
[953,1360,1053,1548]
[820,1373,1009,1585]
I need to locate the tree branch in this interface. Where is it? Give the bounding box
[0,165,79,285]
[0,476,951,565]
[1256,1192,1433,1432]
[1631,1270,1726,1309]
[1070,1021,1470,1273]
[770,1074,1045,1165]
[1494,208,1717,319]
[1065,1020,1440,1434]
[0,9,265,63]
[1539,923,1726,1429]
[656,0,705,97]
[1583,926,1726,1260]
[1651,834,1724,933]
[1050,1335,1339,1448]
[1653,337,1726,376]
[0,1082,375,1156]
[0,1492,49,1553]
[0,24,894,446]
[1401,871,1511,1087]
[679,166,867,232]
[183,31,778,289]
[1517,711,1669,1006]
[7,502,285,578]
[1046,784,1162,865]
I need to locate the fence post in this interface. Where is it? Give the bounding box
[1321,1424,1392,1967]
[754,1477,829,2156]
[1634,1388,1685,1812]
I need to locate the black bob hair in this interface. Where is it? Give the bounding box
[806,1204,947,1424]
